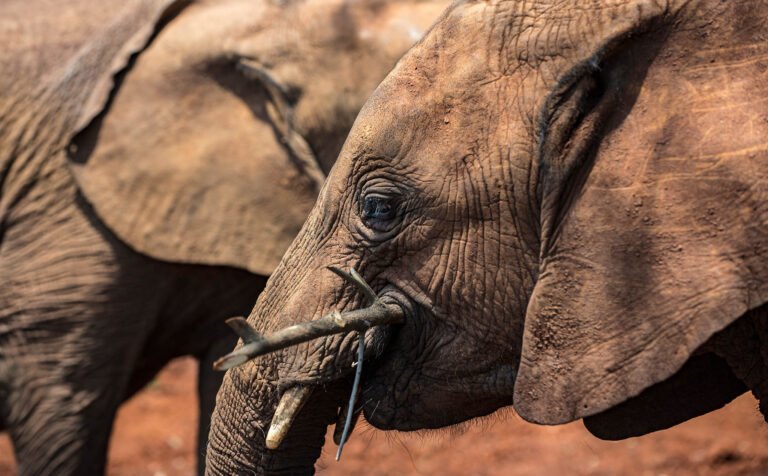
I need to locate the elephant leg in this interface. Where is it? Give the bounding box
[196,332,238,475]
[0,169,164,474]
[0,155,267,473]
[5,371,123,476]
[0,284,150,476]
[148,268,266,475]
[0,281,156,476]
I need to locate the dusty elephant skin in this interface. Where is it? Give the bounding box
[208,0,768,473]
[0,0,445,474]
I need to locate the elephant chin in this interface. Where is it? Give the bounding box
[215,267,507,467]
[360,365,517,431]
[356,303,518,432]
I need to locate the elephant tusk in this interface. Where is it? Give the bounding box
[266,385,313,450]
[213,268,404,371]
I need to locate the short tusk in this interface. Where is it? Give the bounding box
[213,268,404,371]
[266,386,313,450]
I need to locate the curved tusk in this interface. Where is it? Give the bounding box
[266,385,313,450]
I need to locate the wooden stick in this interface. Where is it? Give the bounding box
[336,331,365,460]
[213,268,403,371]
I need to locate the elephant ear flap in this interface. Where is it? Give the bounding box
[69,0,188,136]
[513,5,768,425]
[68,2,323,275]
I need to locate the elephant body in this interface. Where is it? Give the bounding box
[0,0,446,473]
[207,0,768,473]
[0,148,263,473]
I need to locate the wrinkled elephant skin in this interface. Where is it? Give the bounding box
[209,0,768,474]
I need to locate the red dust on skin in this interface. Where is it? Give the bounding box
[0,357,766,475]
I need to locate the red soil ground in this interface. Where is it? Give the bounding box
[1,357,767,475]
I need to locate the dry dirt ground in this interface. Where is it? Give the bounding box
[1,357,767,475]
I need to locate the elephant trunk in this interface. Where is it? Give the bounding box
[206,365,343,475]
[205,264,406,473]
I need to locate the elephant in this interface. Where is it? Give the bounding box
[206,0,768,473]
[0,0,446,473]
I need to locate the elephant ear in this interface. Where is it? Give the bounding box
[68,1,323,275]
[514,2,768,425]
[0,0,136,91]
[582,352,746,440]
[0,0,186,170]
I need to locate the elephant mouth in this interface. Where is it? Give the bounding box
[213,267,413,455]
[359,304,519,432]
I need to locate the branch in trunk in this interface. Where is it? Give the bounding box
[213,268,403,371]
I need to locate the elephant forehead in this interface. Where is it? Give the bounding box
[408,0,683,83]
[343,7,501,155]
[335,0,686,182]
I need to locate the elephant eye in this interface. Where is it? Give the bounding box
[361,194,397,229]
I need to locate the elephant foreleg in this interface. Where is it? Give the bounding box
[3,361,124,476]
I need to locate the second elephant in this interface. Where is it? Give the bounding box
[0,0,446,474]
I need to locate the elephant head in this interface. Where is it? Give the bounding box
[208,0,768,473]
[44,0,447,278]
